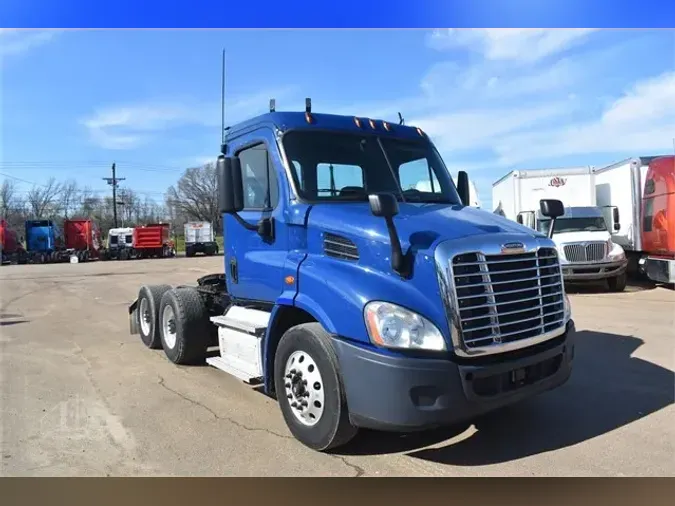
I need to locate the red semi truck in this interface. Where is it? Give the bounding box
[63,219,102,262]
[0,219,27,265]
[594,155,675,285]
[132,223,176,259]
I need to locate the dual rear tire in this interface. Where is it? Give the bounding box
[136,284,210,364]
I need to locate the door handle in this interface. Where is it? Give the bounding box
[229,258,238,284]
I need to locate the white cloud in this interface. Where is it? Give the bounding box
[82,87,296,150]
[427,29,597,64]
[0,29,60,58]
[492,71,675,166]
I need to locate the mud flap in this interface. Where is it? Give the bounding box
[129,298,140,335]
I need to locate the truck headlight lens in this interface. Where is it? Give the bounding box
[364,301,446,351]
[607,240,626,261]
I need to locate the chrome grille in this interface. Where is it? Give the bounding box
[563,242,606,262]
[451,248,565,350]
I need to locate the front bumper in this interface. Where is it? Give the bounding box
[332,320,575,432]
[561,258,627,281]
[645,257,675,284]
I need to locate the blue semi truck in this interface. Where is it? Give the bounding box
[129,103,576,451]
[25,219,70,263]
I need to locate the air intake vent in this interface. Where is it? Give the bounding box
[323,233,359,261]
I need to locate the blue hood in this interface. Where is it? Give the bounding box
[308,202,543,254]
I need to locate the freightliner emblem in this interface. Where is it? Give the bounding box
[501,242,526,254]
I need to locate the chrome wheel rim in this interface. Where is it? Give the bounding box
[139,297,152,336]
[283,351,325,427]
[162,305,177,349]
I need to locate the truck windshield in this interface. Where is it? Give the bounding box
[282,131,462,204]
[537,217,608,235]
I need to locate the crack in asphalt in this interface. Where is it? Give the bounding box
[156,375,366,477]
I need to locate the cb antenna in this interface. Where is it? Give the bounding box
[221,48,226,145]
[398,112,404,125]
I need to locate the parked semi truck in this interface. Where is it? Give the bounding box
[129,105,576,452]
[0,219,27,265]
[101,227,135,260]
[184,221,219,257]
[24,219,71,263]
[594,155,675,284]
[492,167,628,291]
[133,223,176,259]
[63,218,102,262]
[102,224,176,260]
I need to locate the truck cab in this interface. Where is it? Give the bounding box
[519,206,628,291]
[129,106,576,452]
[105,227,134,260]
[642,155,675,283]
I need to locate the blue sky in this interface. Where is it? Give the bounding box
[2,28,674,211]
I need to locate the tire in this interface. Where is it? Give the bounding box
[274,323,358,452]
[158,287,211,365]
[608,272,627,292]
[137,284,172,349]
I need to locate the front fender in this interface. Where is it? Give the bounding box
[295,254,448,348]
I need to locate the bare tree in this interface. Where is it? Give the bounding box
[0,179,18,219]
[165,163,219,230]
[59,179,79,219]
[26,178,62,219]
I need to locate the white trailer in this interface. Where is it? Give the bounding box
[492,166,596,224]
[593,157,657,253]
[184,221,219,257]
[492,167,628,291]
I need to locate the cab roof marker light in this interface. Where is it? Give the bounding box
[368,119,377,129]
[383,121,392,131]
[305,111,314,124]
[354,117,363,128]
[416,127,425,136]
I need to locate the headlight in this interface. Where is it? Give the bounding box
[364,301,446,351]
[607,240,626,261]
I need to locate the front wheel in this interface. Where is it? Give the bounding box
[274,323,358,452]
[607,272,627,292]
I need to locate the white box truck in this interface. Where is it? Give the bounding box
[184,221,219,257]
[492,167,628,291]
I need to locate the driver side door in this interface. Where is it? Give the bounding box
[224,127,289,303]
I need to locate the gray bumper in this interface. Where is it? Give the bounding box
[561,259,627,281]
[645,257,675,284]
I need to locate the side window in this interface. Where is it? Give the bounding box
[643,198,654,232]
[316,163,365,197]
[398,158,441,193]
[237,143,279,210]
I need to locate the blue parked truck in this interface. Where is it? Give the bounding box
[129,103,576,451]
[25,219,69,263]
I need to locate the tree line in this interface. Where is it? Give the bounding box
[0,162,220,238]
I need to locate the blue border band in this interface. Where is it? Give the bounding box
[2,0,674,28]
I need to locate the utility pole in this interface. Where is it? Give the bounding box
[103,163,125,228]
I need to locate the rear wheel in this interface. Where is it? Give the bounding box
[607,272,627,292]
[274,323,358,452]
[158,288,211,365]
[137,284,172,349]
